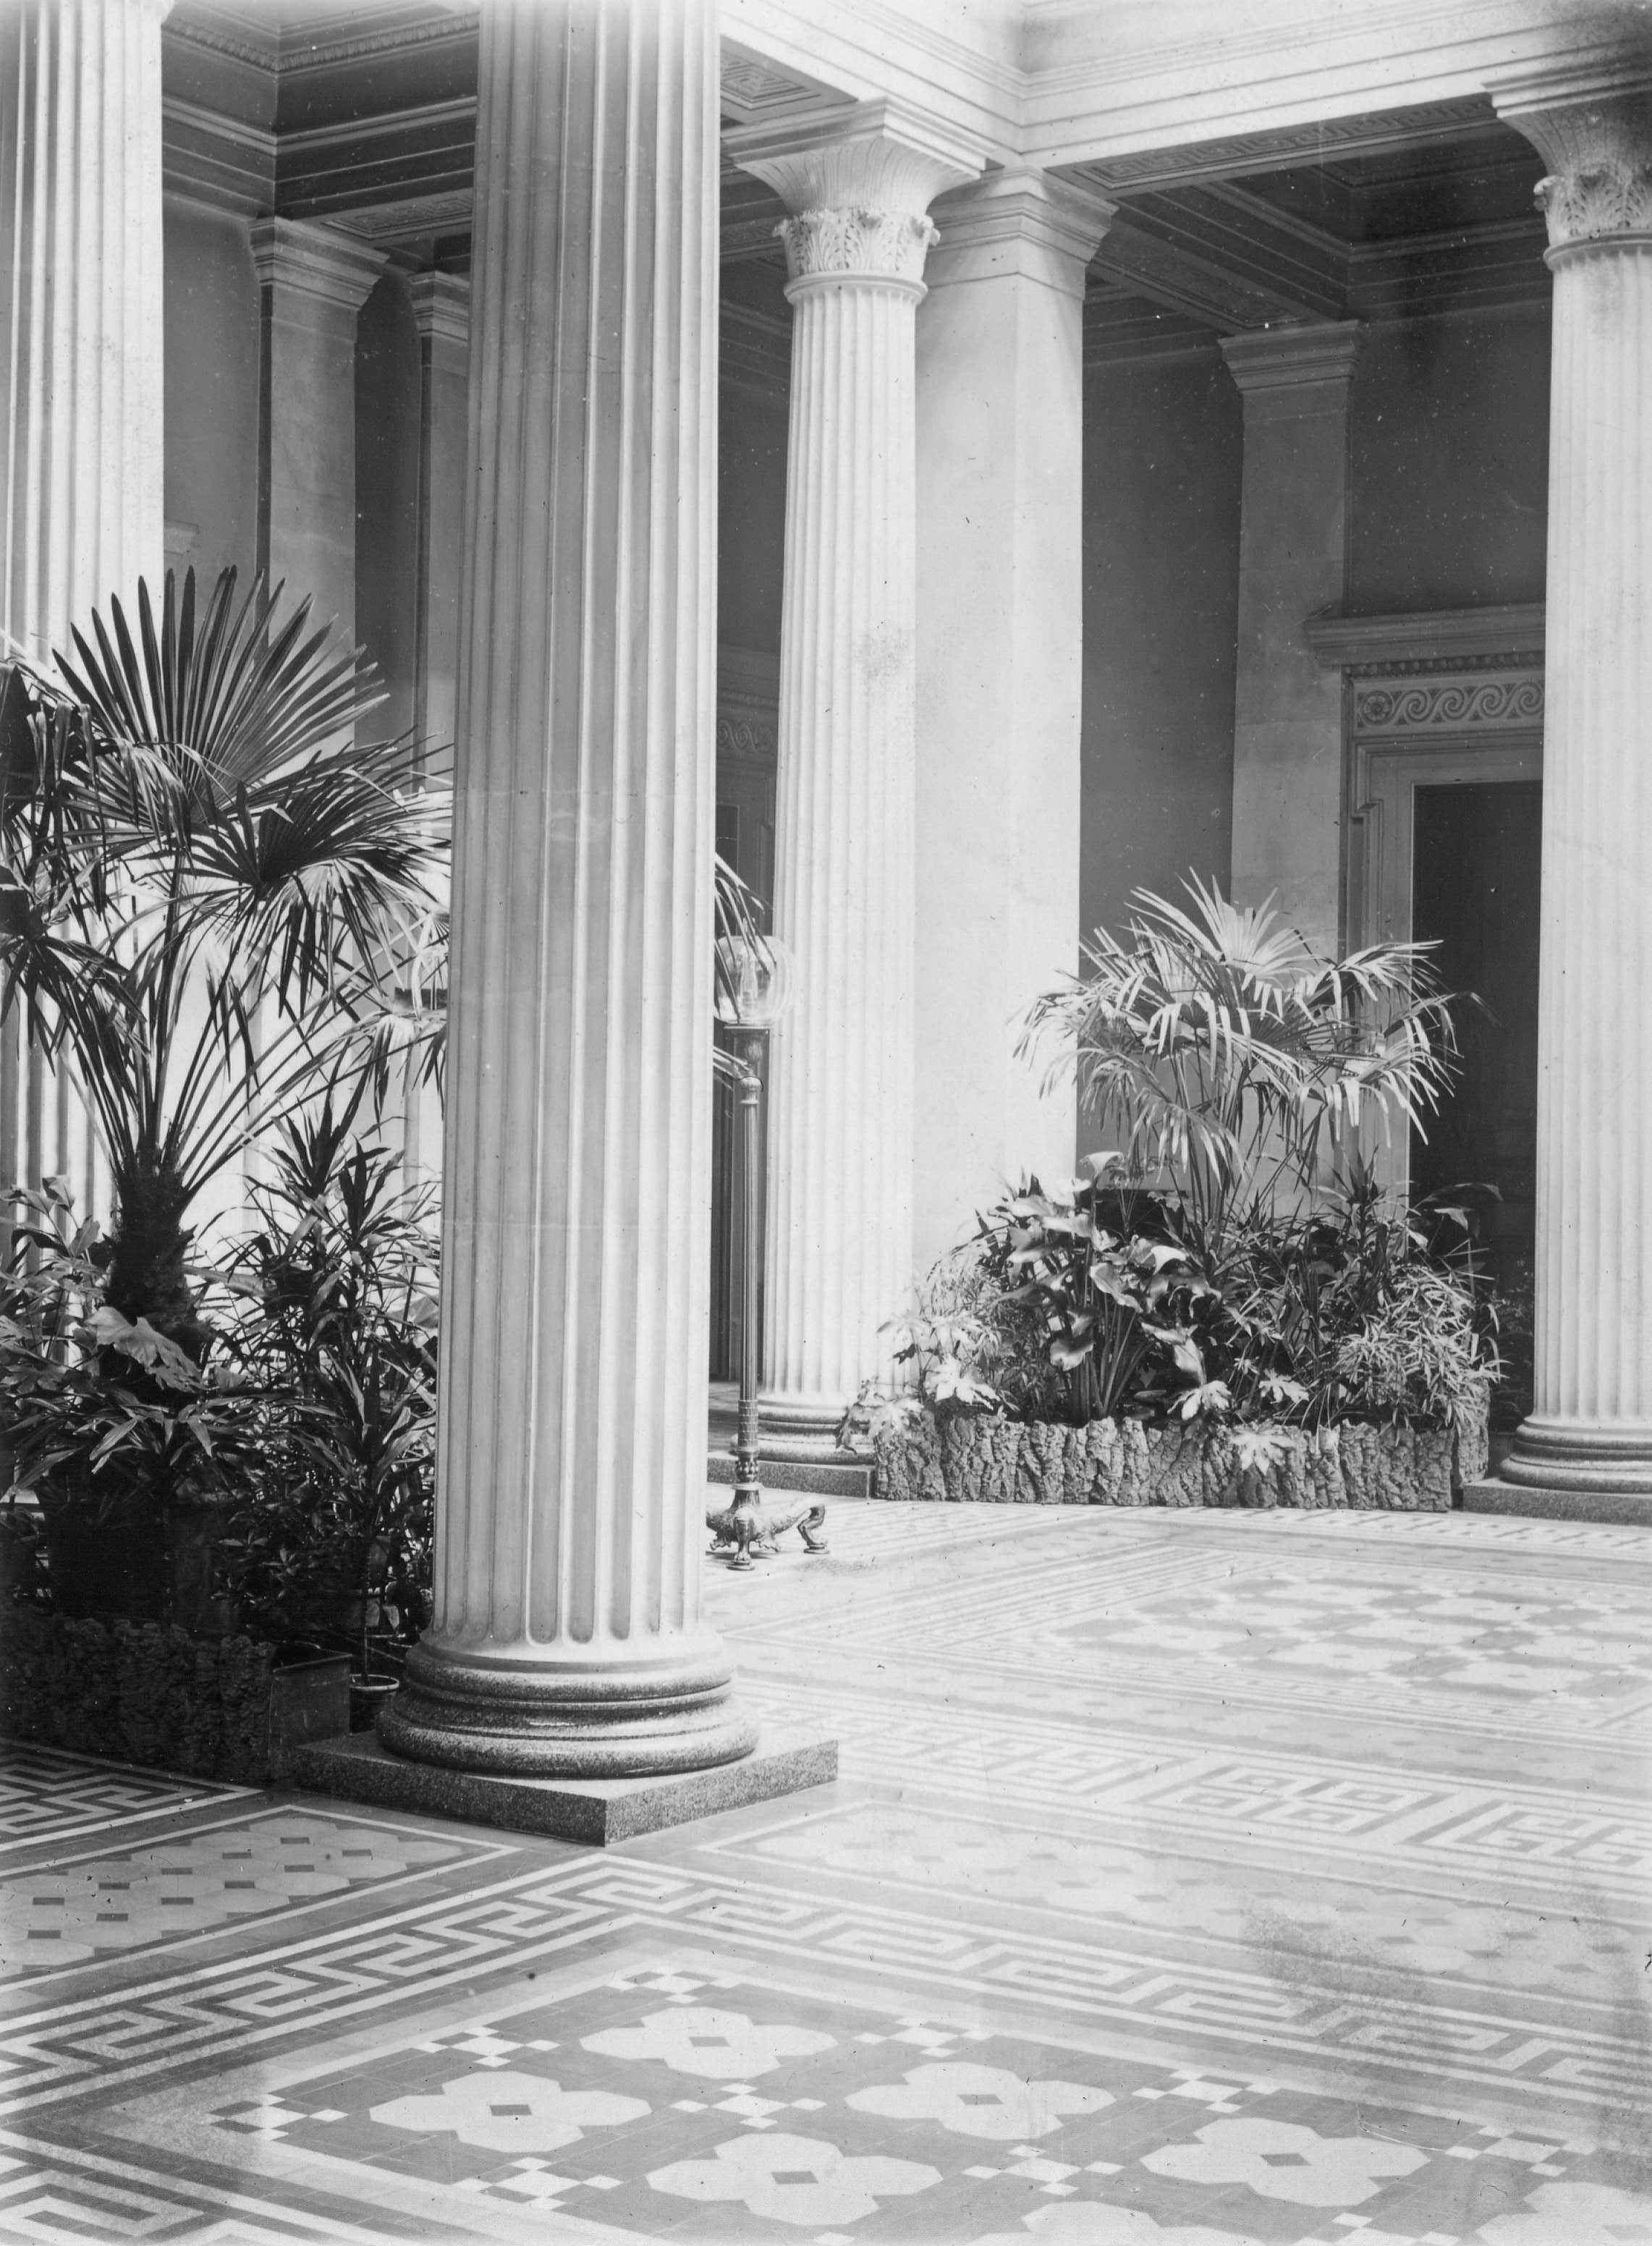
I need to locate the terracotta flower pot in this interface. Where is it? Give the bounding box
[349,1675,398,1734]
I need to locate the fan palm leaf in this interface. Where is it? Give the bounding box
[5,564,773,1337]
[1022,876,1458,1246]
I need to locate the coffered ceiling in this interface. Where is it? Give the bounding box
[1075,117,1549,360]
[163,1,1553,381]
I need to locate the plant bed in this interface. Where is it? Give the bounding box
[873,1404,1488,1512]
[0,1606,349,1782]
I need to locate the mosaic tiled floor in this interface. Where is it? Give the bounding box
[3,1499,1651,2243]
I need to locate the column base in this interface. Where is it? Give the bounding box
[1462,1476,1652,1526]
[707,1449,872,1498]
[706,1391,869,1493]
[1497,1416,1652,1493]
[755,1391,857,1466]
[295,1722,836,1846]
[1464,1415,1652,1525]
[379,1634,758,1780]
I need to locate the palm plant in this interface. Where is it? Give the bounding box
[0,566,446,1349]
[1020,878,1458,1254]
[1,564,771,1603]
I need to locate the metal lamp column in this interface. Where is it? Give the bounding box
[707,951,827,1567]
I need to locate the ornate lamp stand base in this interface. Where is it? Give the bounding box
[707,1482,829,1569]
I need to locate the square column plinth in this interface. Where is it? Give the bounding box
[1463,1476,1652,1529]
[294,1724,837,1847]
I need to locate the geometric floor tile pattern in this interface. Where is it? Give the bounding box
[0,1814,476,1975]
[2,1498,1650,2243]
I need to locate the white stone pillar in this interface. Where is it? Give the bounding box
[1220,323,1362,957]
[408,271,470,784]
[0,0,167,1206]
[381,0,752,1776]
[1488,72,1652,1510]
[913,170,1113,1272]
[726,103,980,1449]
[250,218,386,642]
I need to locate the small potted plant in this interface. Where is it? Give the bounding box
[229,1093,439,1731]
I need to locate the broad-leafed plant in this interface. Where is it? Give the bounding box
[977,1161,1224,1426]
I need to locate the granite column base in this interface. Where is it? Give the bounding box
[293,1723,837,1846]
[1463,1475,1652,1527]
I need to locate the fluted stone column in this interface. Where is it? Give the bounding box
[0,0,167,1206]
[1484,70,1652,1513]
[1220,323,1363,959]
[380,0,754,1776]
[250,218,386,644]
[726,103,981,1450]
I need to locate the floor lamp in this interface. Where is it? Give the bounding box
[706,933,828,1569]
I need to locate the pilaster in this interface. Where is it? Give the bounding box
[1220,321,1363,957]
[407,271,470,781]
[397,271,468,1197]
[250,216,386,643]
[725,102,982,1446]
[913,169,1113,1270]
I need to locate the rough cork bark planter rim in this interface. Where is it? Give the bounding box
[871,1406,1488,1513]
[0,1609,352,1783]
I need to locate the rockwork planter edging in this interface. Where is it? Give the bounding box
[873,1409,1488,1512]
[0,1606,350,1783]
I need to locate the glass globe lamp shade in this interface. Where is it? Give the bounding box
[716,932,795,1030]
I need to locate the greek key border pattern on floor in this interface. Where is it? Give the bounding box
[0,1748,253,1857]
[712,1706,1652,1901]
[4,1852,1645,2127]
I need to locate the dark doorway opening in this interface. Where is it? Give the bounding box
[1410,779,1541,1422]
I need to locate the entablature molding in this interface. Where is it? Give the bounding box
[1310,603,1546,741]
[408,270,470,350]
[250,215,388,313]
[926,169,1114,298]
[1308,601,1545,674]
[719,646,781,721]
[1221,321,1363,394]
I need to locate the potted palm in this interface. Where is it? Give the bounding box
[855,880,1495,1509]
[0,567,446,1615]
